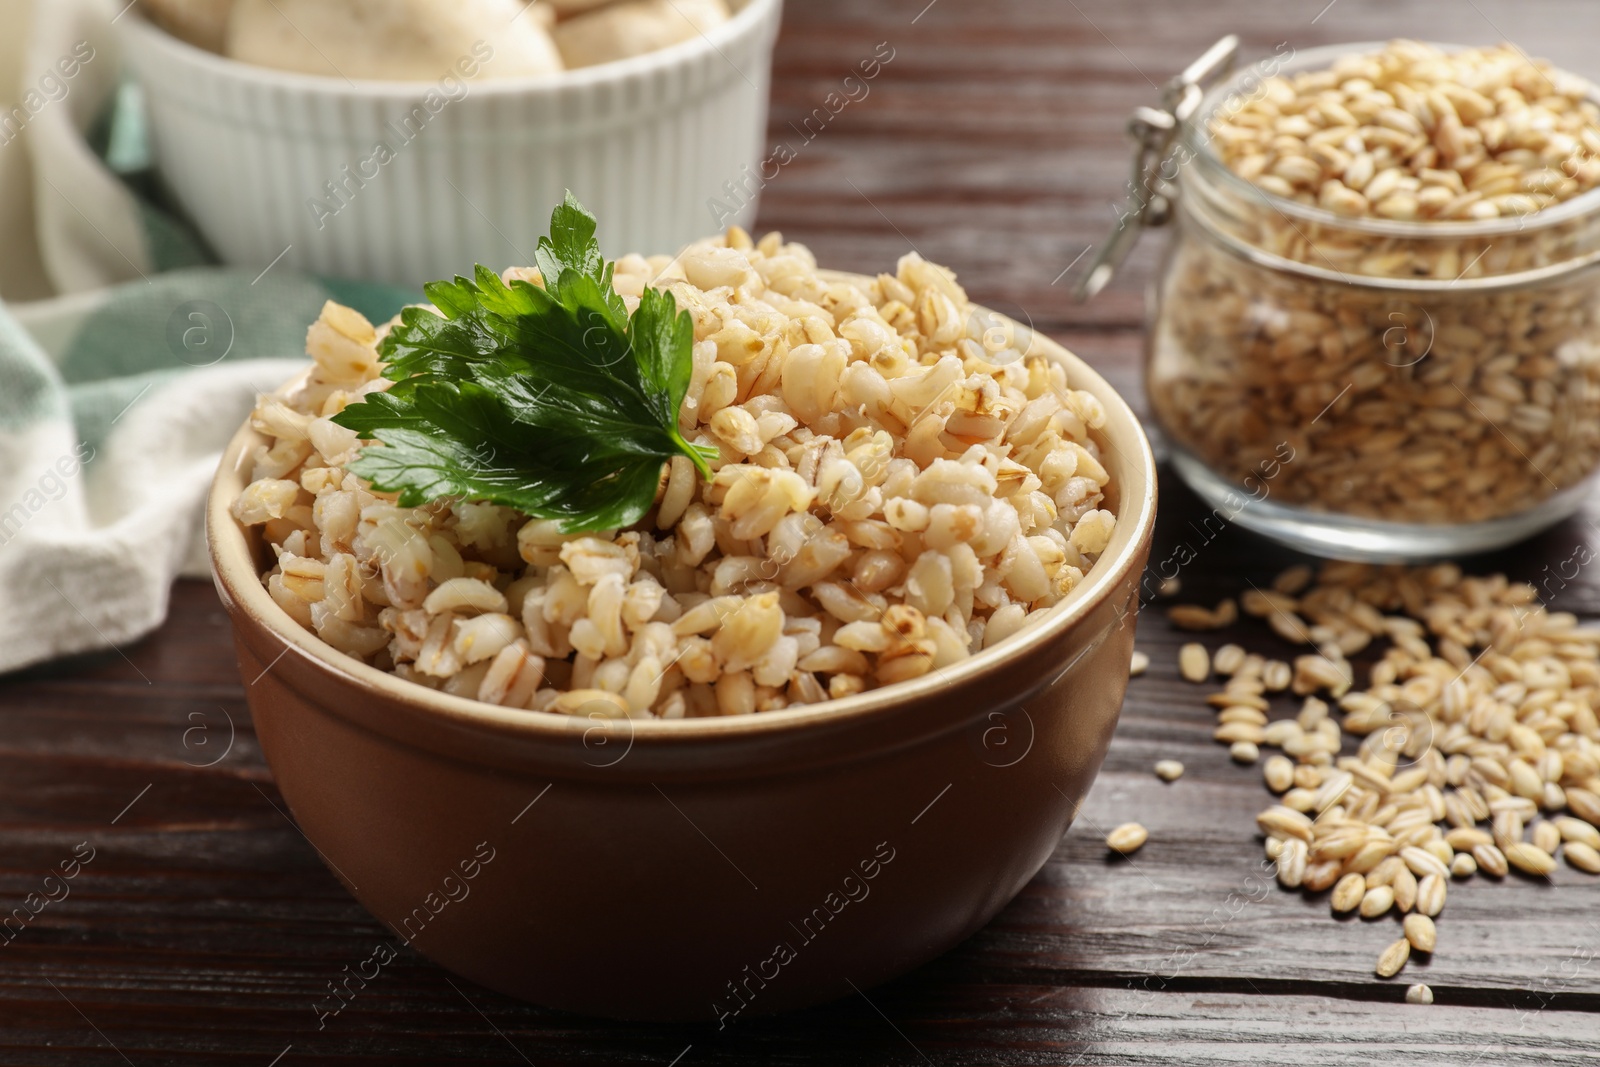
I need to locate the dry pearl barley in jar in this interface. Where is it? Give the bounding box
[1128,40,1600,560]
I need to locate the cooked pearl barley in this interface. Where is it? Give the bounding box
[234,235,1119,718]
[1106,822,1149,854]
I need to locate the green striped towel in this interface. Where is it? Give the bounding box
[0,0,413,670]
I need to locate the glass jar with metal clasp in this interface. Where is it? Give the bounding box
[1080,37,1600,561]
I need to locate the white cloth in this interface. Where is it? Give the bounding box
[0,334,302,669]
[0,0,407,672]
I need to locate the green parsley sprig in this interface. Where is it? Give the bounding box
[332,193,716,533]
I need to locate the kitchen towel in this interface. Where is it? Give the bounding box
[0,0,410,671]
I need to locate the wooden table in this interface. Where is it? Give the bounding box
[6,1,1600,1062]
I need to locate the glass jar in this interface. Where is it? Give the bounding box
[1103,41,1600,560]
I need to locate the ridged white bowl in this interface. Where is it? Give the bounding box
[117,0,782,285]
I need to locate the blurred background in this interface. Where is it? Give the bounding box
[2,0,1594,309]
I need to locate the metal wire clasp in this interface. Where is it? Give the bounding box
[1074,35,1239,301]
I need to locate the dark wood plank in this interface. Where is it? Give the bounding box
[6,939,1600,1065]
[6,0,1600,1062]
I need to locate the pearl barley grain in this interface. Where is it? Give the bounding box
[1404,913,1437,954]
[1474,843,1509,879]
[1179,643,1211,683]
[1331,873,1365,913]
[1263,755,1294,793]
[1106,823,1149,854]
[1190,561,1600,991]
[1505,842,1557,878]
[1360,885,1395,919]
[1211,43,1600,219]
[1213,643,1246,675]
[1154,759,1185,782]
[1391,868,1418,914]
[1416,875,1446,919]
[1406,984,1434,1006]
[1377,939,1410,979]
[1570,791,1600,827]
[1565,842,1600,874]
[1262,660,1292,692]
[1554,816,1600,850]
[1156,43,1600,530]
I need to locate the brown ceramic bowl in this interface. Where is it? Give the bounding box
[206,301,1157,1023]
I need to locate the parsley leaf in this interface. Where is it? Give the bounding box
[331,193,715,533]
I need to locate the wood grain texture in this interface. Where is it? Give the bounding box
[5,0,1600,1062]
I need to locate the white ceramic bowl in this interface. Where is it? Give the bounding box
[117,0,782,286]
